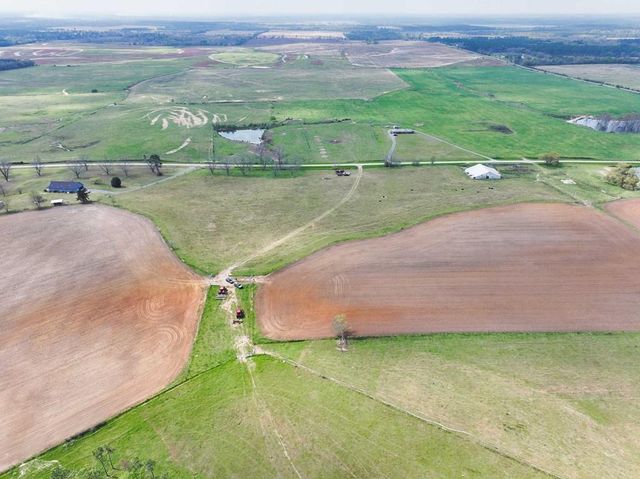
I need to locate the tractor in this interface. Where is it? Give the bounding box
[234,308,245,324]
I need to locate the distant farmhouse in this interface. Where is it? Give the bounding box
[45,181,84,193]
[464,164,501,180]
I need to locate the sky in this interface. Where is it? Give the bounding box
[1,0,639,18]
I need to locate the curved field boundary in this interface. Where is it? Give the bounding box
[0,205,206,471]
[256,202,640,340]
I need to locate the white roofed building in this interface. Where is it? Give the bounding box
[464,164,501,180]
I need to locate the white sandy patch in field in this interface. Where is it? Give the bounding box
[144,107,210,129]
[211,113,228,124]
[166,137,191,155]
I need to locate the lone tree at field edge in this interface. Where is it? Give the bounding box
[332,314,350,352]
[30,191,45,209]
[68,160,84,179]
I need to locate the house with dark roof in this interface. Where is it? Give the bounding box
[45,181,84,194]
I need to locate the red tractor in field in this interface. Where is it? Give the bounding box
[216,286,229,300]
[234,308,245,324]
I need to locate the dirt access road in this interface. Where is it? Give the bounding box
[257,202,640,340]
[0,205,206,471]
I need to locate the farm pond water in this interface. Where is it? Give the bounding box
[218,129,265,144]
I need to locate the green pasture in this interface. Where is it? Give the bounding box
[268,122,390,164]
[269,332,640,479]
[111,165,566,276]
[209,49,281,67]
[0,59,195,96]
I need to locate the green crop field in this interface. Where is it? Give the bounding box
[392,132,481,163]
[209,49,281,66]
[268,122,390,164]
[268,332,640,479]
[275,66,640,161]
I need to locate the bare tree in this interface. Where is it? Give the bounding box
[30,191,45,209]
[32,156,43,176]
[257,142,269,170]
[68,161,84,179]
[0,161,12,182]
[271,146,285,177]
[332,314,350,352]
[92,447,111,477]
[99,158,112,176]
[237,155,253,176]
[79,155,89,172]
[0,183,5,197]
[205,159,217,175]
[220,158,232,176]
[120,159,131,178]
[288,156,302,176]
[104,445,118,471]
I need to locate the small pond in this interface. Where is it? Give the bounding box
[218,129,265,144]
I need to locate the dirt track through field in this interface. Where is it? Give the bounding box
[220,164,363,279]
[0,205,206,471]
[257,203,640,340]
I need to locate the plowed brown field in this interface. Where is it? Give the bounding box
[0,205,206,471]
[606,198,640,229]
[257,203,640,340]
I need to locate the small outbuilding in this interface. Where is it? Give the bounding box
[45,181,84,193]
[464,164,501,180]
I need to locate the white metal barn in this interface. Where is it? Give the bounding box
[464,164,501,180]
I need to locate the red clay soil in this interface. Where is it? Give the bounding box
[256,203,640,340]
[605,198,640,230]
[0,205,206,472]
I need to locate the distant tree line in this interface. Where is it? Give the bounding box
[346,27,403,42]
[0,58,35,71]
[0,22,264,47]
[431,36,640,65]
